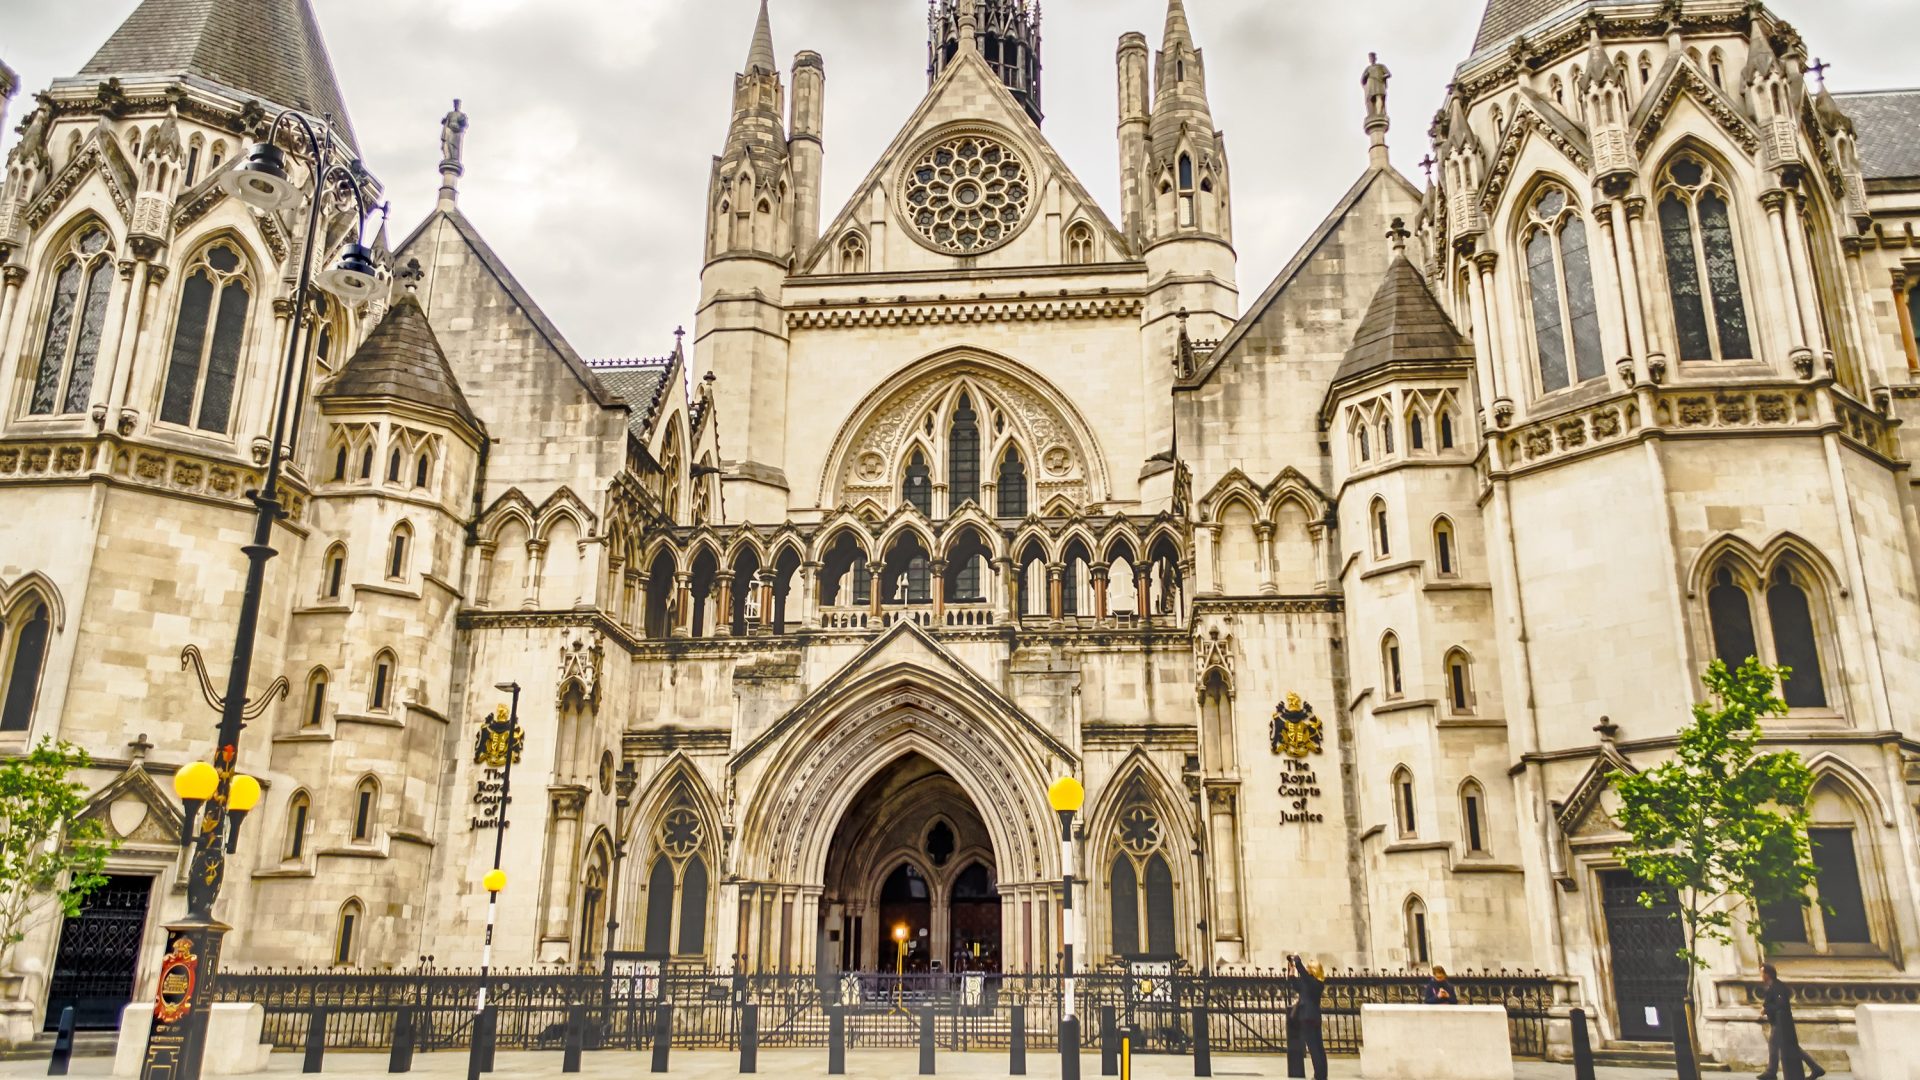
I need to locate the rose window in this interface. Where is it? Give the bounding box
[902,133,1032,253]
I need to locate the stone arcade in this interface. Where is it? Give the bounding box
[1,0,1919,1068]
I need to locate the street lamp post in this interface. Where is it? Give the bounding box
[468,683,523,1080]
[893,924,909,1012]
[1049,776,1085,1080]
[140,109,380,1080]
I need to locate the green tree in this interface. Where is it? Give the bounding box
[0,739,120,973]
[1609,657,1817,1067]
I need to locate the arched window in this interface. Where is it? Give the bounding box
[1459,780,1487,854]
[1065,222,1095,265]
[386,447,403,483]
[1356,421,1372,463]
[1706,564,1759,667]
[414,451,431,488]
[1709,48,1726,89]
[387,523,412,580]
[1393,765,1417,836]
[1178,153,1196,227]
[304,668,328,728]
[1379,414,1395,455]
[1409,411,1425,451]
[1371,498,1391,559]
[160,242,252,432]
[643,857,675,954]
[351,777,378,842]
[1382,632,1403,698]
[1108,794,1177,959]
[1439,410,1456,449]
[334,899,363,965]
[1405,895,1431,965]
[359,445,374,479]
[1432,518,1456,577]
[370,650,395,712]
[1445,648,1475,714]
[1760,780,1878,950]
[0,602,52,732]
[285,791,310,859]
[997,447,1029,518]
[838,232,867,274]
[902,450,933,516]
[332,445,348,481]
[678,856,709,955]
[1767,563,1826,708]
[1658,155,1752,361]
[1523,186,1604,392]
[323,544,346,600]
[642,796,711,958]
[948,394,980,509]
[28,225,114,416]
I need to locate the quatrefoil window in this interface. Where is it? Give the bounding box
[901,132,1033,254]
[659,806,703,858]
[1118,805,1162,857]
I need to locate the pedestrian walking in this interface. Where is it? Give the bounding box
[1422,965,1458,1005]
[1288,954,1329,1080]
[1757,964,1824,1080]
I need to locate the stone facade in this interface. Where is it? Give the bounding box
[1,0,1918,1068]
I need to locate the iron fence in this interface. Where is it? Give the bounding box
[211,966,1554,1058]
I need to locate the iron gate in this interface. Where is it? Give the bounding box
[1601,870,1689,1042]
[43,875,153,1030]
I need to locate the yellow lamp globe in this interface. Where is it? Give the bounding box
[173,762,218,801]
[1047,776,1085,814]
[228,774,262,812]
[483,869,507,894]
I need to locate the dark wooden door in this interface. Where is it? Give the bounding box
[1600,870,1689,1042]
[44,875,153,1030]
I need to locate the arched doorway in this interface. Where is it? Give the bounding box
[820,753,1001,973]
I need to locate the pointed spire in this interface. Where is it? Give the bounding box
[1743,18,1782,85]
[79,0,358,150]
[1162,0,1193,50]
[746,0,777,75]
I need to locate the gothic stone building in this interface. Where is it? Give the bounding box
[1,0,1919,1066]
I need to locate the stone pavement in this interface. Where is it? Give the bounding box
[0,1048,1861,1080]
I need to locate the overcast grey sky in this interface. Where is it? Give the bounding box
[2,1,1914,360]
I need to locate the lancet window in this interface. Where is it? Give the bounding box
[160,242,253,432]
[641,793,711,959]
[1704,553,1831,709]
[1522,185,1604,393]
[1108,788,1176,959]
[1658,155,1752,362]
[27,225,113,416]
[0,599,52,732]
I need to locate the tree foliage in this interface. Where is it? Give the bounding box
[1610,657,1818,978]
[0,739,120,972]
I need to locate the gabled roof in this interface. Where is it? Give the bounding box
[78,0,357,150]
[590,356,679,444]
[1333,254,1473,386]
[395,206,618,407]
[1834,88,1920,181]
[322,292,480,432]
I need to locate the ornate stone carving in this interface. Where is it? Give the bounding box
[1194,624,1233,697]
[897,128,1034,255]
[557,627,605,709]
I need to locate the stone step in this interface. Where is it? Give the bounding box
[0,1031,119,1061]
[1594,1041,1732,1071]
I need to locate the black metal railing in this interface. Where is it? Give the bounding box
[211,965,1554,1058]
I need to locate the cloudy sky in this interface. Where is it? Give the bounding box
[2,0,1914,360]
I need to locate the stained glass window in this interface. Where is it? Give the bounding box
[29,228,113,416]
[1660,157,1752,361]
[160,243,251,432]
[1524,187,1602,393]
[948,394,980,509]
[903,451,933,515]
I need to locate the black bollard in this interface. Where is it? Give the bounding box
[739,1002,759,1074]
[389,1006,416,1074]
[1009,1005,1026,1076]
[304,1007,329,1074]
[47,1006,74,1077]
[1100,1006,1118,1076]
[562,1003,584,1073]
[1570,1008,1596,1080]
[1285,1009,1305,1079]
[1193,1006,1211,1078]
[1061,1015,1081,1080]
[919,1005,936,1075]
[828,1005,846,1075]
[650,1004,672,1074]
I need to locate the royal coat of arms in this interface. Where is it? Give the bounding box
[473,704,525,767]
[1270,693,1324,758]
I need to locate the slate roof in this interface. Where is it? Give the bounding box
[1471,0,1633,56]
[590,359,677,443]
[322,293,479,431]
[1834,89,1920,181]
[78,0,357,150]
[1333,255,1475,384]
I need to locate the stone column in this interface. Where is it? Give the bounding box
[623,569,641,630]
[672,572,693,637]
[1782,190,1828,358]
[1091,564,1109,622]
[1208,788,1244,946]
[1893,273,1919,375]
[1255,522,1278,595]
[714,571,734,636]
[930,558,947,621]
[0,265,26,363]
[868,561,885,621]
[524,539,548,610]
[1761,189,1811,354]
[120,264,172,431]
[606,555,626,621]
[1307,522,1331,592]
[798,561,821,628]
[1463,256,1501,417]
[540,788,588,954]
[1134,562,1152,619]
[1473,251,1512,408]
[1047,563,1064,623]
[1605,196,1650,365]
[1195,525,1221,595]
[86,260,138,422]
[1586,203,1632,386]
[473,541,498,608]
[998,557,1020,623]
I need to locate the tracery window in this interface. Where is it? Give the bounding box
[642,795,710,958]
[0,600,52,732]
[839,232,867,274]
[948,394,981,508]
[160,242,252,432]
[1371,498,1390,559]
[1658,155,1752,362]
[1065,222,1095,265]
[902,133,1032,254]
[1704,556,1829,709]
[1108,791,1176,958]
[1759,782,1880,952]
[903,450,933,516]
[997,446,1028,518]
[1522,186,1604,393]
[28,225,113,416]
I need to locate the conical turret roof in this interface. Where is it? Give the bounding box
[79,0,357,149]
[1334,255,1474,384]
[745,0,777,76]
[322,293,479,431]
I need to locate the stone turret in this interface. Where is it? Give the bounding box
[930,0,1042,124]
[1146,0,1230,247]
[789,50,826,266]
[1582,27,1635,189]
[707,0,792,265]
[1116,31,1152,250]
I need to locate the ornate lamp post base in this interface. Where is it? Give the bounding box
[141,917,231,1080]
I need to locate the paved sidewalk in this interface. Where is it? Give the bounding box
[0,1048,1858,1080]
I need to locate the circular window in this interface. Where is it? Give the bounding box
[899,131,1034,254]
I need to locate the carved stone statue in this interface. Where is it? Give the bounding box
[439,99,468,167]
[1362,52,1392,123]
[10,95,52,167]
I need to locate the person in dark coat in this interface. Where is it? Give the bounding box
[1289,954,1329,1080]
[1758,964,1825,1080]
[1422,965,1458,1005]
